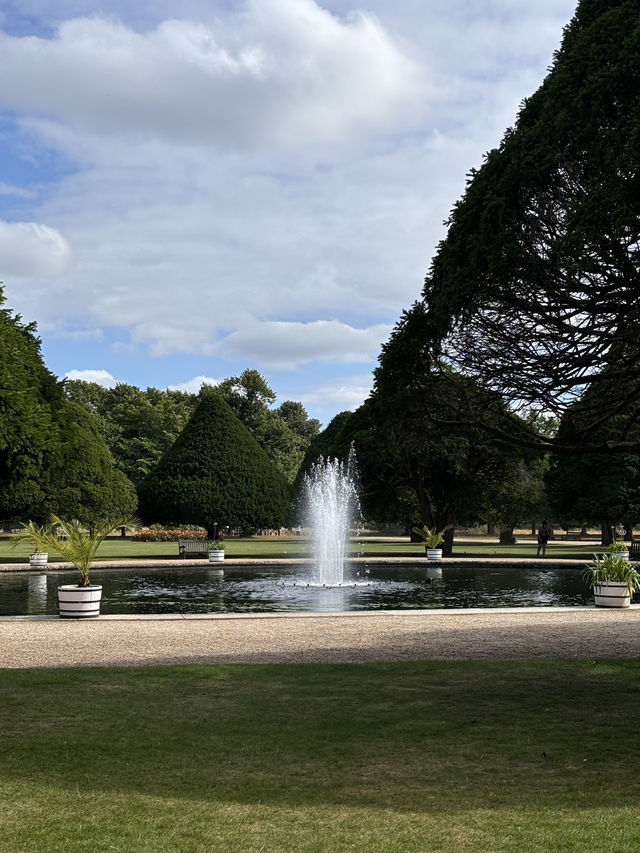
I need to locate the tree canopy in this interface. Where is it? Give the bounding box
[137,389,291,535]
[547,392,640,541]
[419,0,640,452]
[216,369,319,482]
[0,288,137,523]
[324,303,549,554]
[65,381,197,486]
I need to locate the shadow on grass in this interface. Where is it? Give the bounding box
[1,660,640,812]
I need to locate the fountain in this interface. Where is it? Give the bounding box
[302,446,361,586]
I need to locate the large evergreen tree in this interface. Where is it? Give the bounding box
[548,400,640,542]
[419,0,640,453]
[364,303,549,554]
[0,290,61,519]
[0,288,137,523]
[138,389,291,535]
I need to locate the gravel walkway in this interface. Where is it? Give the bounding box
[2,607,640,668]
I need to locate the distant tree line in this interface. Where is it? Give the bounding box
[0,283,319,532]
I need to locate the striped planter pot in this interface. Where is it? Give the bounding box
[29,553,48,567]
[208,551,225,563]
[593,582,632,608]
[57,585,103,618]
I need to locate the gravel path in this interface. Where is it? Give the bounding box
[2,607,640,668]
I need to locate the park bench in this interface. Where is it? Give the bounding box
[630,541,640,559]
[563,530,583,540]
[178,539,216,558]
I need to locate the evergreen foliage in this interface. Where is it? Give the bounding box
[548,402,640,541]
[138,389,291,534]
[419,0,640,452]
[362,303,549,552]
[0,290,63,518]
[65,380,197,485]
[216,370,317,483]
[0,288,135,523]
[293,410,353,494]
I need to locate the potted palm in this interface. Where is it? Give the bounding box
[412,524,454,561]
[608,540,630,561]
[13,521,53,567]
[207,541,225,564]
[36,516,132,618]
[582,553,640,608]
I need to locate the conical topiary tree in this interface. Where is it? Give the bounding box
[137,389,291,535]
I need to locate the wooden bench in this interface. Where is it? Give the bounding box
[178,539,216,558]
[630,541,640,559]
[563,530,583,540]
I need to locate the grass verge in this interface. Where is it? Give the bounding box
[1,660,640,851]
[0,536,595,563]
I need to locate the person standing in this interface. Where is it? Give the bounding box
[537,520,551,556]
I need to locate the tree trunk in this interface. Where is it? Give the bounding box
[600,519,614,546]
[499,526,516,545]
[413,466,435,529]
[437,506,456,557]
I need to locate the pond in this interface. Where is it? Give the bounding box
[0,563,593,616]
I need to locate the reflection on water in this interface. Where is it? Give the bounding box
[0,564,593,616]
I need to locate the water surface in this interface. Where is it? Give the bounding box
[0,564,592,616]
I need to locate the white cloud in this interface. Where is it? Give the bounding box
[166,375,220,393]
[297,373,374,417]
[0,220,71,276]
[64,368,117,386]
[220,319,392,369]
[0,2,422,148]
[0,0,578,426]
[0,182,35,198]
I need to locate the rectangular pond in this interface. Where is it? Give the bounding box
[0,563,594,616]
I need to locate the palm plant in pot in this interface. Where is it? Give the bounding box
[608,539,630,560]
[581,553,640,608]
[36,516,133,618]
[412,524,454,561]
[13,521,55,567]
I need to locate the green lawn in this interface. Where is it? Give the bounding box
[1,660,639,852]
[0,535,597,563]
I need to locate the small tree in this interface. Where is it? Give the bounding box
[138,389,291,535]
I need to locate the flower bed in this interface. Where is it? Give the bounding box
[132,525,207,542]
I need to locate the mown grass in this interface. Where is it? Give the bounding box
[1,660,640,852]
[0,535,596,563]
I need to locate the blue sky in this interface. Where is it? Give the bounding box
[0,0,576,425]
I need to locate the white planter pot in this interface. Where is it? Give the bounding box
[426,548,442,561]
[208,551,225,563]
[29,553,48,567]
[58,585,103,618]
[594,581,631,608]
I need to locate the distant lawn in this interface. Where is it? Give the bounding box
[1,660,640,852]
[0,535,599,563]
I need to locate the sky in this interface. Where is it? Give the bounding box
[0,0,577,426]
